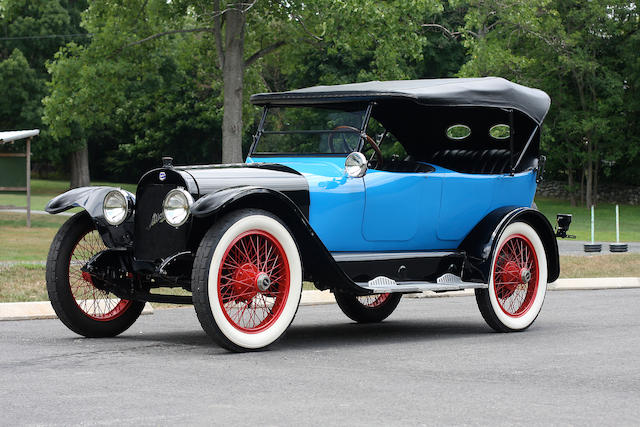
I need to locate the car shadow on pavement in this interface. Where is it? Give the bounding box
[115,318,492,355]
[280,319,491,350]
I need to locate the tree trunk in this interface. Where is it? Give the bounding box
[568,167,576,207]
[580,167,584,206]
[221,6,245,164]
[70,143,90,188]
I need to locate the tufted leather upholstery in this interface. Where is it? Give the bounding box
[428,149,511,174]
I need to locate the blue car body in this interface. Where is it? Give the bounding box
[246,155,536,252]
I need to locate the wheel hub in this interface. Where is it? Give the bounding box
[81,271,93,284]
[256,273,271,291]
[500,261,522,287]
[498,260,531,287]
[231,263,272,301]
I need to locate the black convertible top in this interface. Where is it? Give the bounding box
[251,77,551,124]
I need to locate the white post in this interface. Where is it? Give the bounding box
[26,137,31,228]
[616,204,620,243]
[590,205,595,244]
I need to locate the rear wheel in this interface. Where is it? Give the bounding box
[475,221,548,332]
[192,209,302,352]
[334,292,402,323]
[46,212,145,337]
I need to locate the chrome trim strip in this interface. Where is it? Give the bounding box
[331,251,459,262]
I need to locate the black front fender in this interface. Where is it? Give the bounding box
[191,185,309,219]
[459,206,560,283]
[45,186,136,217]
[45,187,136,248]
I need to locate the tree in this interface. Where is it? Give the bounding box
[1,0,78,74]
[0,48,42,131]
[44,0,444,184]
[1,0,89,184]
[431,0,639,206]
[43,1,225,185]
[266,0,446,87]
[90,0,297,164]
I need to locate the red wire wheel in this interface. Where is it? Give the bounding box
[47,212,145,338]
[356,293,390,308]
[69,230,132,321]
[217,230,290,333]
[492,233,539,317]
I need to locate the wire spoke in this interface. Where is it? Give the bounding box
[217,230,290,332]
[493,234,539,317]
[68,228,131,321]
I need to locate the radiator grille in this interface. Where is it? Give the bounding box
[134,184,190,261]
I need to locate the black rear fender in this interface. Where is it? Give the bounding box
[45,187,136,248]
[190,186,361,293]
[459,206,560,283]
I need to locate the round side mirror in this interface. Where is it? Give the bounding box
[345,152,368,178]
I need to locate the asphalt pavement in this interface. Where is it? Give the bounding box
[1,289,639,426]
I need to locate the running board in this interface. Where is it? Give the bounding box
[354,273,487,293]
[332,251,467,284]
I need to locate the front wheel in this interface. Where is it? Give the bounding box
[46,212,145,337]
[475,221,548,332]
[192,209,303,352]
[334,292,402,323]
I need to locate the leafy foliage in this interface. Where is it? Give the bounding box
[43,0,224,181]
[453,0,640,204]
[0,48,42,131]
[0,0,87,166]
[1,0,638,195]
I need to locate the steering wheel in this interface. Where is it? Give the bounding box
[327,125,383,167]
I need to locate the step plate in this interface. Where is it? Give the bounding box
[355,274,487,293]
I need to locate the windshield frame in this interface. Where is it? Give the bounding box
[248,102,374,157]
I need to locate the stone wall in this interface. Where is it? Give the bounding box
[536,180,640,205]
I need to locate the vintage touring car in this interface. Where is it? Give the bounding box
[45,78,571,351]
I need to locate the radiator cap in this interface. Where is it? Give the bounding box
[162,156,173,168]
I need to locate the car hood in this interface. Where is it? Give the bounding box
[245,157,348,180]
[176,162,309,196]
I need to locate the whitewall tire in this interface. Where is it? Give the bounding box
[475,221,548,332]
[192,209,302,351]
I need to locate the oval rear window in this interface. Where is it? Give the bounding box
[489,124,510,140]
[446,124,471,140]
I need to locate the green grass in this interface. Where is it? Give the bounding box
[0,179,637,263]
[559,253,640,278]
[0,179,135,261]
[0,264,48,302]
[0,264,191,307]
[0,256,637,304]
[0,213,67,261]
[535,197,640,242]
[0,179,136,211]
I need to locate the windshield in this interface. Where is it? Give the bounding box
[252,106,368,155]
